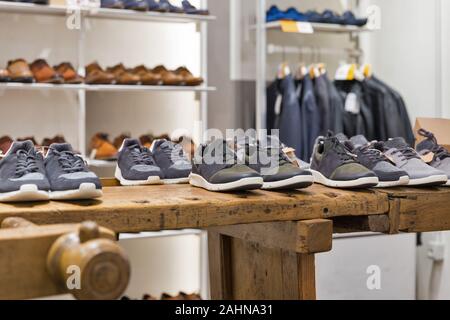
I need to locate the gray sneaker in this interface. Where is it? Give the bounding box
[0,140,50,202]
[151,139,192,184]
[382,137,447,186]
[310,133,378,188]
[115,138,163,186]
[45,143,102,200]
[416,129,450,186]
[347,135,409,187]
[190,139,263,192]
[236,135,313,190]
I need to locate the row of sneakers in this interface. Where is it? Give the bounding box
[309,131,449,188]
[115,136,314,191]
[0,141,102,202]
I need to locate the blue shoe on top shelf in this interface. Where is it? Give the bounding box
[181,0,209,15]
[159,0,184,13]
[101,0,125,9]
[123,0,148,11]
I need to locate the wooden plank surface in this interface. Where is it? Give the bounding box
[0,184,389,233]
[378,187,450,233]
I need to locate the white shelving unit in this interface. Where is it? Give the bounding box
[0,1,215,156]
[254,0,373,130]
[0,0,213,300]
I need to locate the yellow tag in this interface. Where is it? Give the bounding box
[280,21,314,34]
[280,20,299,32]
[421,152,435,163]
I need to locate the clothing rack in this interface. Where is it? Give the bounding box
[254,0,376,130]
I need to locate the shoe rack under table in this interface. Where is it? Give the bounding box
[0,183,449,300]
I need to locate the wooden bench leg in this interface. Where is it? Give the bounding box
[208,219,332,300]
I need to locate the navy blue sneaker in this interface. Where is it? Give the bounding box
[159,0,184,13]
[123,0,148,11]
[101,0,125,9]
[181,0,209,15]
[146,0,168,12]
[340,11,368,26]
[151,139,191,184]
[0,140,50,202]
[45,144,102,200]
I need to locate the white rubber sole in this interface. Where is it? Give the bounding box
[407,174,448,186]
[163,177,189,184]
[50,183,103,200]
[374,175,410,188]
[446,180,450,186]
[0,184,49,202]
[115,166,161,186]
[261,174,314,190]
[311,169,379,188]
[189,173,263,192]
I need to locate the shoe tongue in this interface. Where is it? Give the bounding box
[8,140,35,154]
[416,137,437,153]
[385,137,408,149]
[49,143,73,152]
[153,139,170,149]
[335,133,349,143]
[350,135,369,148]
[123,138,141,149]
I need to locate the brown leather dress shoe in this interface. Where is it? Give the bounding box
[30,59,64,84]
[174,66,203,86]
[113,133,131,150]
[0,136,13,155]
[139,134,154,148]
[90,133,118,160]
[179,292,202,300]
[85,62,116,85]
[0,69,10,82]
[54,62,84,84]
[152,65,183,85]
[7,59,34,83]
[131,65,162,85]
[107,63,140,85]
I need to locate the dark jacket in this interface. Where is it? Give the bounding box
[300,74,320,161]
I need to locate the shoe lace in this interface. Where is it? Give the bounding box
[162,143,189,164]
[395,146,420,160]
[129,144,156,165]
[15,149,39,177]
[357,145,387,162]
[331,137,355,162]
[418,128,450,160]
[51,149,85,173]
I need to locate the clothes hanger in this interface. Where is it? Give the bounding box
[277,47,291,79]
[360,63,373,78]
[294,47,308,80]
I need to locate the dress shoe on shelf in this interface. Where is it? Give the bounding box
[131,65,162,85]
[0,69,10,82]
[122,0,148,11]
[174,66,203,86]
[90,133,118,160]
[101,0,125,9]
[153,65,183,85]
[139,134,154,148]
[159,0,184,13]
[113,133,132,150]
[30,59,64,84]
[7,59,35,83]
[107,63,140,85]
[54,62,84,84]
[181,0,209,15]
[85,62,116,84]
[0,136,13,155]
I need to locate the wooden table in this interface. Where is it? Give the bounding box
[0,183,449,300]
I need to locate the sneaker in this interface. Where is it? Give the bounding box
[347,135,409,187]
[416,129,450,186]
[237,135,313,190]
[310,133,378,188]
[189,139,263,192]
[115,138,163,186]
[0,141,50,202]
[151,139,192,184]
[382,137,447,186]
[45,144,102,200]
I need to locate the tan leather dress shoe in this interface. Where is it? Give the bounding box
[152,65,183,85]
[107,63,140,85]
[131,65,162,85]
[174,66,203,86]
[30,59,64,84]
[85,62,116,84]
[54,62,84,84]
[7,59,34,83]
